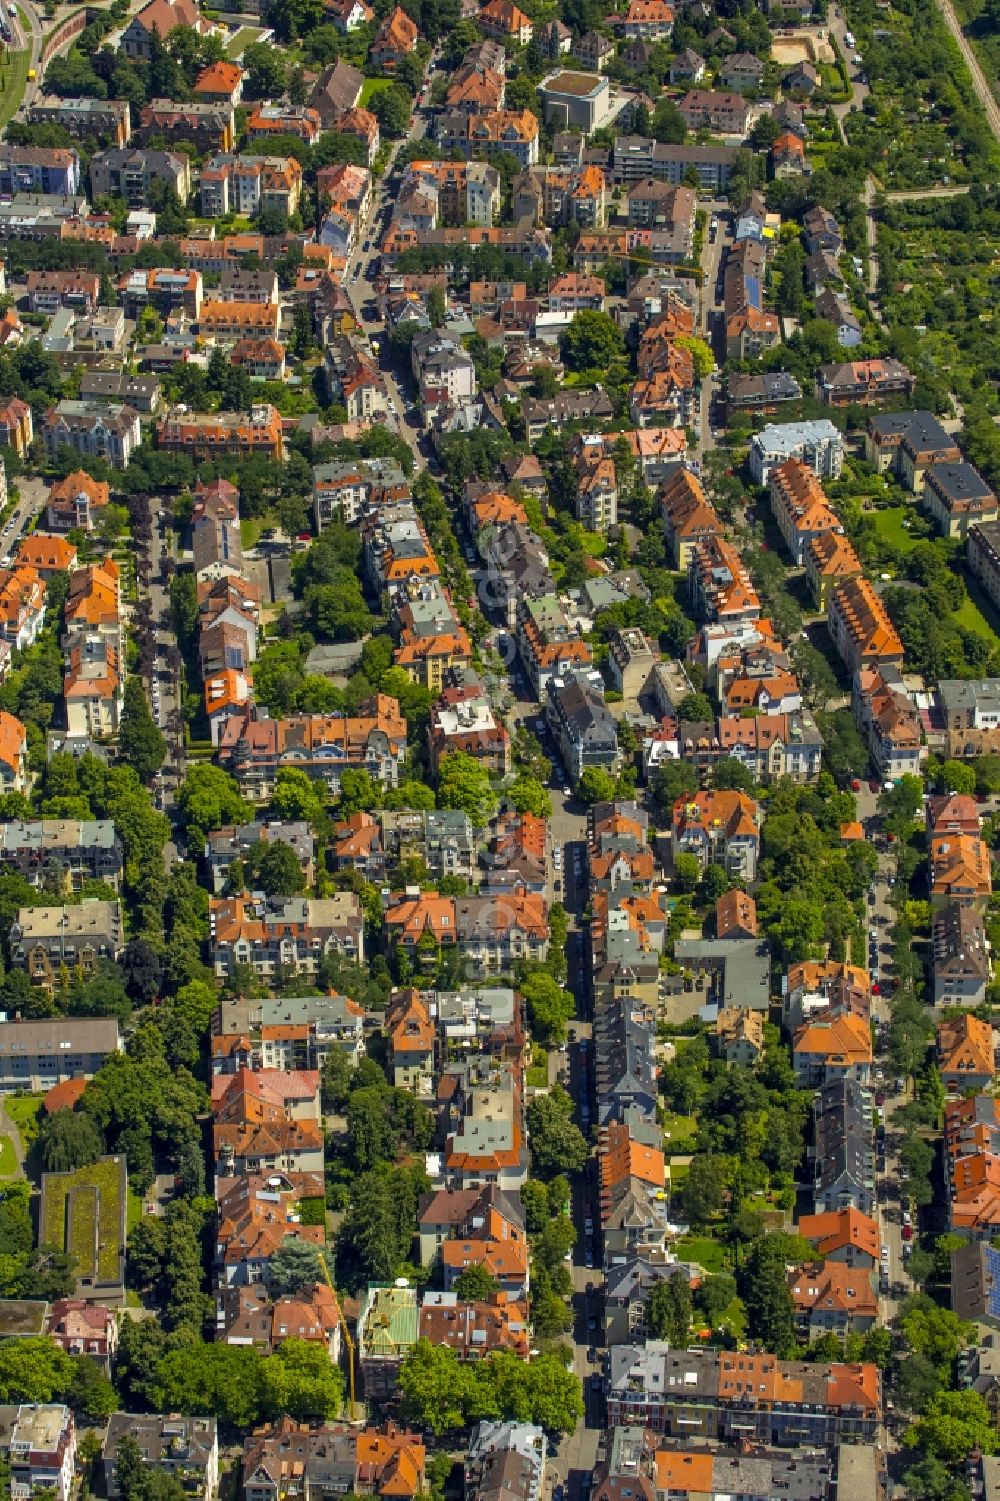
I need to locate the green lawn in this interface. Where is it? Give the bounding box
[127,1188,144,1232]
[360,77,395,107]
[871,505,917,555]
[661,1111,697,1147]
[240,515,272,548]
[953,593,1000,645]
[225,27,265,58]
[0,1136,17,1177]
[6,1095,43,1148]
[526,1065,547,1088]
[674,1235,730,1274]
[0,43,30,131]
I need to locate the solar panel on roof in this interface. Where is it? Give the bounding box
[746,276,762,309]
[985,1246,1000,1317]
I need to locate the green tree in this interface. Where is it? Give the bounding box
[268,1237,327,1296]
[519,969,574,1045]
[507,777,552,819]
[36,1109,104,1173]
[675,336,714,380]
[249,841,306,897]
[175,765,250,841]
[371,84,412,138]
[525,1087,588,1179]
[738,1237,797,1357]
[576,768,617,805]
[559,310,624,372]
[118,677,167,782]
[0,1337,74,1403]
[437,752,498,825]
[676,692,713,721]
[653,758,699,813]
[673,852,701,893]
[648,1271,693,1346]
[679,1154,724,1228]
[908,1389,999,1463]
[271,767,329,827]
[452,1263,501,1302]
[69,1357,118,1423]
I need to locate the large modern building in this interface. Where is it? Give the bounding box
[538,71,613,131]
[0,1017,121,1093]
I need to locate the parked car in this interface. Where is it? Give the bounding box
[902,1224,913,1242]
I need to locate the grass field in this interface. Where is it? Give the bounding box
[6,1094,43,1148]
[674,1235,730,1274]
[0,42,30,131]
[360,77,394,107]
[0,1136,17,1176]
[127,1188,144,1232]
[871,506,917,555]
[954,593,1000,644]
[225,26,264,58]
[661,1111,697,1147]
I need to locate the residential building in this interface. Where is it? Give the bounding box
[464,1424,545,1501]
[245,106,321,147]
[968,520,1000,616]
[138,100,234,154]
[547,673,618,782]
[46,1300,118,1369]
[205,821,314,894]
[208,895,364,980]
[720,51,764,90]
[63,638,123,740]
[605,1344,880,1443]
[677,89,750,133]
[932,902,990,1008]
[716,888,757,941]
[89,149,190,207]
[944,1094,1000,1238]
[212,992,364,1075]
[0,566,45,653]
[769,457,842,565]
[793,1011,872,1088]
[358,1284,419,1402]
[193,59,243,105]
[26,270,99,315]
[455,893,549,977]
[120,0,203,59]
[479,0,532,43]
[923,462,998,540]
[612,134,738,190]
[854,664,924,781]
[218,698,407,800]
[789,1260,878,1340]
[0,1406,76,1501]
[41,401,140,469]
[410,331,477,416]
[749,419,844,484]
[199,155,303,218]
[606,628,656,699]
[688,535,761,625]
[797,1206,880,1271]
[865,409,962,490]
[671,790,761,882]
[9,901,123,987]
[0,145,79,196]
[102,1416,217,1501]
[241,1419,424,1501]
[930,831,992,905]
[0,397,33,458]
[215,1175,324,1286]
[816,357,915,407]
[0,819,122,893]
[310,58,365,127]
[827,576,904,674]
[26,97,131,147]
[517,593,592,697]
[660,467,721,568]
[371,4,419,67]
[812,1078,874,1218]
[156,405,283,462]
[419,1290,530,1360]
[806,528,862,611]
[938,1012,996,1094]
[716,1006,764,1065]
[0,1016,120,1093]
